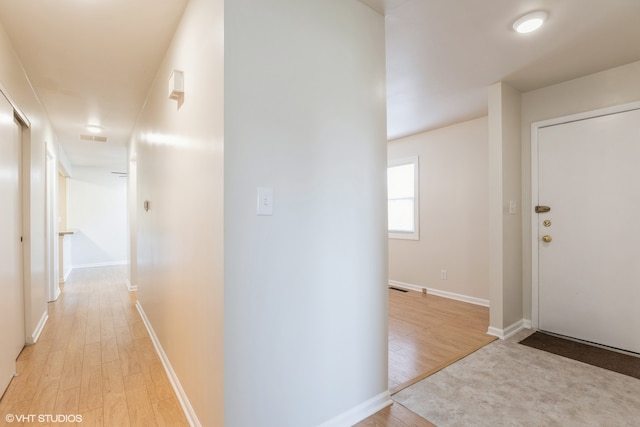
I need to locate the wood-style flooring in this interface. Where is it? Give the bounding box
[0,268,492,426]
[356,287,495,426]
[0,266,188,427]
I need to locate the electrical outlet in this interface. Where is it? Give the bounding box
[440,269,447,280]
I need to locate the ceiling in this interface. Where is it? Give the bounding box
[1,1,640,169]
[361,0,640,140]
[0,0,188,171]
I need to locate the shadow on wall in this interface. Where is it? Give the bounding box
[70,230,123,269]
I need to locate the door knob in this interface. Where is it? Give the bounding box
[542,235,552,243]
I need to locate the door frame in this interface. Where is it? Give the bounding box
[0,82,33,346]
[45,147,60,302]
[530,100,640,329]
[15,115,25,351]
[0,90,26,394]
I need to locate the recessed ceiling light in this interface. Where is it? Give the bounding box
[513,11,548,34]
[86,124,103,134]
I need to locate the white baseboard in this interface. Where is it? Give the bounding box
[73,260,128,269]
[487,326,504,339]
[389,280,490,307]
[317,390,392,427]
[63,267,72,282]
[126,279,137,292]
[487,319,528,340]
[28,311,49,345]
[48,286,62,303]
[136,301,201,427]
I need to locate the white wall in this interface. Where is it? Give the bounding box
[66,166,127,268]
[521,60,640,321]
[488,82,522,335]
[0,24,55,343]
[224,1,388,426]
[388,117,490,301]
[131,0,224,425]
[127,156,137,290]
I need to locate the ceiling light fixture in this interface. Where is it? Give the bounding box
[86,124,103,134]
[513,11,548,34]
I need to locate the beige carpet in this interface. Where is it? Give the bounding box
[393,330,640,426]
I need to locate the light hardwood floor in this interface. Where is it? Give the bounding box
[356,287,495,426]
[1,269,492,426]
[0,266,188,427]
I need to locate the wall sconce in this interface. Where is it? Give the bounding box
[168,70,184,100]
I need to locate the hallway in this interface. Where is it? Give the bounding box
[0,267,188,426]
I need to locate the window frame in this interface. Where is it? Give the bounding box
[387,156,419,240]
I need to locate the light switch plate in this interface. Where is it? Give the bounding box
[257,187,273,215]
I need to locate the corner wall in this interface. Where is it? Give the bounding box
[130,0,224,425]
[388,117,490,302]
[0,23,55,343]
[488,82,522,336]
[224,1,388,425]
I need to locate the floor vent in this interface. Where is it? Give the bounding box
[389,286,408,293]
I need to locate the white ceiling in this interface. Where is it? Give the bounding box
[362,0,640,140]
[0,0,188,171]
[1,0,640,169]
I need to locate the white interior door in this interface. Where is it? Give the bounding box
[537,108,640,354]
[0,93,24,396]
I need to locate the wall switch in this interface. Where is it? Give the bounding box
[509,200,517,215]
[440,270,447,280]
[257,187,273,216]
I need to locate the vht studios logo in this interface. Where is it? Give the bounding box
[5,414,83,423]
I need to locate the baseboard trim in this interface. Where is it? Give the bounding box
[388,280,490,307]
[28,311,49,345]
[487,319,527,340]
[126,279,137,292]
[73,261,128,269]
[317,390,392,427]
[63,267,73,282]
[136,301,201,427]
[51,286,62,302]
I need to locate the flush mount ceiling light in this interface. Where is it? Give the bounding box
[513,11,548,34]
[86,124,103,134]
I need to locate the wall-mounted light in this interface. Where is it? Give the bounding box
[513,11,548,34]
[168,70,184,100]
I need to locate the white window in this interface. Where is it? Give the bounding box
[387,156,419,240]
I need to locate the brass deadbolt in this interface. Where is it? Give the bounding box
[543,220,551,227]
